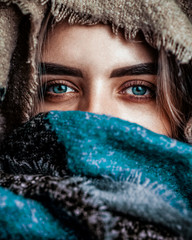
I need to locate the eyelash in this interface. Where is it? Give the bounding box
[119,80,156,101]
[41,80,78,100]
[41,79,156,102]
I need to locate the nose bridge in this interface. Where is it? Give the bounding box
[79,77,112,115]
[86,94,105,114]
[87,84,107,114]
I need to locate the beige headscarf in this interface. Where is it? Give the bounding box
[0,0,192,139]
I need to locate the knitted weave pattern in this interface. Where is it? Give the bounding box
[0,111,192,239]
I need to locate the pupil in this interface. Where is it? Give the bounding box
[132,86,147,95]
[53,85,67,93]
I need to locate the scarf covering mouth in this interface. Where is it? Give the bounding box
[0,111,192,239]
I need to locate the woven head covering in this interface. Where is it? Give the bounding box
[0,0,192,138]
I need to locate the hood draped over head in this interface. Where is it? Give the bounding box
[0,0,192,140]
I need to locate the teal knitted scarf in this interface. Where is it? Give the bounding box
[48,111,192,209]
[0,111,192,239]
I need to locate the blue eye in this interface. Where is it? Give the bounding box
[132,86,147,95]
[47,84,75,94]
[125,85,150,96]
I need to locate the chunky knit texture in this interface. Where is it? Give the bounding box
[0,186,77,240]
[0,111,191,239]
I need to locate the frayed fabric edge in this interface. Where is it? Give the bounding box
[40,0,192,64]
[81,175,192,239]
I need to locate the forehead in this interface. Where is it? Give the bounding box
[42,22,157,69]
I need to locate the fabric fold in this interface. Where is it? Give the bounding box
[0,111,191,239]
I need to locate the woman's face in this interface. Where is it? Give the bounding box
[39,22,171,136]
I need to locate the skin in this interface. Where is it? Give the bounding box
[38,22,171,136]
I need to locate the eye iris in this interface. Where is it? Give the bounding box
[132,86,147,95]
[53,85,67,93]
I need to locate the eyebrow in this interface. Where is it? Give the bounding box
[110,63,157,78]
[39,62,83,78]
[39,62,157,78]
